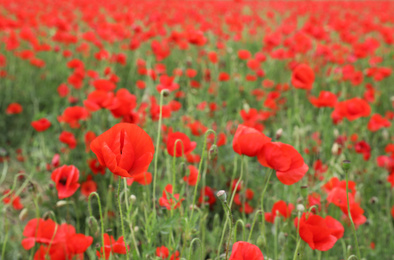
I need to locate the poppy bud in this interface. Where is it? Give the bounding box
[0,147,7,157]
[87,216,99,235]
[19,208,28,221]
[256,235,266,248]
[331,143,340,155]
[42,211,53,220]
[342,160,351,172]
[243,102,250,113]
[216,190,227,202]
[382,129,389,140]
[130,194,136,203]
[369,197,378,204]
[296,204,305,212]
[134,226,139,232]
[275,128,283,140]
[209,145,218,160]
[300,186,308,198]
[162,89,170,97]
[56,200,68,207]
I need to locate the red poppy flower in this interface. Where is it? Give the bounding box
[309,91,337,108]
[198,186,216,207]
[31,118,51,132]
[367,113,391,132]
[6,103,23,114]
[51,165,80,199]
[90,123,154,178]
[59,131,77,149]
[159,184,184,210]
[232,125,271,157]
[166,132,196,157]
[58,106,89,128]
[96,234,128,260]
[291,64,315,90]
[126,171,152,186]
[238,49,252,60]
[156,246,169,259]
[265,200,294,223]
[331,98,371,122]
[81,175,97,198]
[229,241,264,260]
[183,165,199,186]
[257,142,308,185]
[2,189,23,210]
[295,213,344,251]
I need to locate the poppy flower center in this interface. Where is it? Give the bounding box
[59,177,67,186]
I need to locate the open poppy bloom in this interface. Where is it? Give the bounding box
[183,165,199,186]
[96,233,128,260]
[265,200,294,223]
[291,64,315,90]
[309,91,337,108]
[232,125,271,157]
[294,213,344,251]
[6,102,23,114]
[51,165,80,199]
[31,118,51,132]
[229,241,264,260]
[367,113,391,132]
[257,142,308,185]
[166,132,196,157]
[59,131,77,149]
[90,123,154,178]
[331,98,371,122]
[2,189,23,210]
[159,184,184,210]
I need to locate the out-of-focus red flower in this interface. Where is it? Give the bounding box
[291,64,315,90]
[31,118,51,132]
[232,125,271,157]
[198,186,216,208]
[96,234,128,260]
[51,165,80,199]
[159,184,184,210]
[2,189,23,210]
[265,200,294,223]
[229,241,264,260]
[58,106,89,128]
[258,142,308,185]
[81,175,97,198]
[90,123,154,178]
[183,165,199,186]
[59,131,77,149]
[6,103,23,114]
[156,246,169,259]
[331,98,371,123]
[166,132,196,157]
[367,113,391,132]
[126,171,152,186]
[309,91,337,108]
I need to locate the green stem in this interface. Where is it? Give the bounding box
[293,211,302,260]
[260,169,273,247]
[274,216,279,260]
[247,210,263,242]
[188,238,203,260]
[221,200,234,260]
[117,178,129,259]
[152,90,165,212]
[88,192,106,260]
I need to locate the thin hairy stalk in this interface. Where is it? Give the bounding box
[88,192,106,260]
[117,178,129,259]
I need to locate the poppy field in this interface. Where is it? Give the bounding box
[2,0,394,259]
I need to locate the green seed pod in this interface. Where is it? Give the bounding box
[256,235,266,248]
[87,216,99,235]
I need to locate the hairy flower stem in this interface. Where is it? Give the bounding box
[260,169,273,247]
[220,200,234,260]
[153,90,165,212]
[344,168,361,259]
[88,192,106,260]
[293,211,302,260]
[117,178,129,259]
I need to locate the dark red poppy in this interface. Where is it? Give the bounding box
[31,118,51,132]
[229,241,264,260]
[51,165,80,199]
[232,125,271,157]
[257,142,308,185]
[90,123,154,178]
[81,175,97,198]
[166,132,196,157]
[291,64,315,90]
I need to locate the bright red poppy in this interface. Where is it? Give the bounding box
[159,184,184,210]
[257,142,308,185]
[166,132,196,157]
[367,113,391,132]
[265,200,294,223]
[96,234,128,260]
[232,125,271,157]
[51,165,80,199]
[291,64,315,90]
[90,123,154,178]
[229,241,264,260]
[6,103,23,114]
[31,118,51,132]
